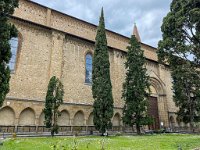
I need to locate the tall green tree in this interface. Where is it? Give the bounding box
[92,8,114,135]
[122,35,151,135]
[44,76,64,136]
[158,0,200,130]
[0,0,18,107]
[171,58,200,129]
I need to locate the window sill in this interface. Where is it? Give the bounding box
[84,82,92,86]
[10,70,15,74]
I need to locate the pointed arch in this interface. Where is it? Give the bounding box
[87,112,94,126]
[9,32,23,72]
[19,107,35,125]
[39,111,45,126]
[150,77,165,96]
[85,52,93,84]
[0,106,15,125]
[150,85,158,97]
[73,110,84,126]
[150,85,157,94]
[148,77,168,129]
[58,110,70,126]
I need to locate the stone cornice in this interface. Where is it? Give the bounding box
[6,96,123,109]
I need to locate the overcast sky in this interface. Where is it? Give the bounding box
[32,0,172,48]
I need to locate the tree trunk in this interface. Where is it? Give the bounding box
[189,94,194,133]
[186,82,194,133]
[51,127,54,137]
[51,107,56,137]
[136,123,141,135]
[189,104,194,133]
[132,125,135,132]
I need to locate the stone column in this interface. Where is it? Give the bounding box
[84,118,87,132]
[35,115,39,133]
[35,116,39,126]
[14,118,19,132]
[70,119,73,132]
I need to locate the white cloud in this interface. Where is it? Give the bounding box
[32,0,172,47]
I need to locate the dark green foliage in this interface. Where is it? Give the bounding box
[158,0,200,64]
[44,76,64,136]
[122,35,151,134]
[92,8,114,135]
[158,0,200,129]
[0,0,18,107]
[171,57,200,125]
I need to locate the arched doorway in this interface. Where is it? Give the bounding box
[0,106,15,125]
[73,111,84,126]
[58,110,70,126]
[169,116,175,129]
[19,108,35,125]
[148,85,160,130]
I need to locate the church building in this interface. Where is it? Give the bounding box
[0,0,178,132]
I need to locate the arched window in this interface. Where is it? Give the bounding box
[9,37,19,71]
[85,53,92,84]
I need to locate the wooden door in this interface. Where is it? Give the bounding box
[147,97,160,130]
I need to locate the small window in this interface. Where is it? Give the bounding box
[8,37,19,71]
[85,53,92,84]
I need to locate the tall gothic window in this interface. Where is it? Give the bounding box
[85,53,92,84]
[9,37,19,71]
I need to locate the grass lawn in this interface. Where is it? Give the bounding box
[1,134,200,150]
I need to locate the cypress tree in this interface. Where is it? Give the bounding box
[0,0,18,107]
[122,35,151,135]
[44,76,64,136]
[92,8,114,135]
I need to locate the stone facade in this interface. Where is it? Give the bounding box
[0,0,178,129]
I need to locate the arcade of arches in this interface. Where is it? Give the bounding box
[0,105,122,127]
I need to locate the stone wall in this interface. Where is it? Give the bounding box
[8,19,51,100]
[13,0,158,61]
